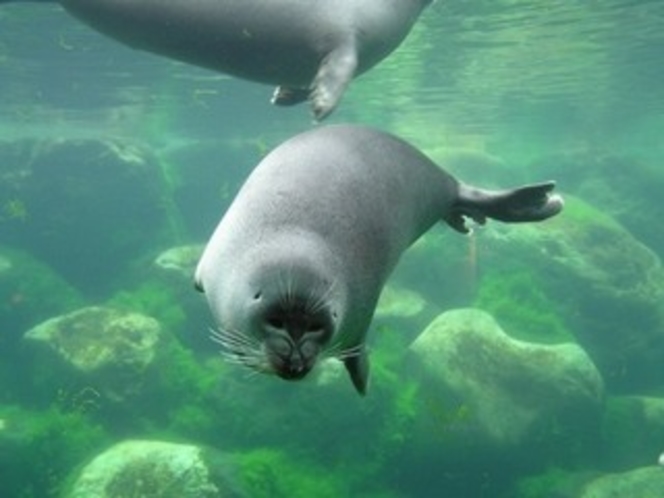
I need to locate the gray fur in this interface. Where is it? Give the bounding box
[195,125,563,394]
[3,0,432,120]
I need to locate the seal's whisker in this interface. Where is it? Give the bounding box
[211,331,255,350]
[242,368,264,380]
[305,278,337,315]
[321,340,362,361]
[334,343,364,361]
[210,326,258,349]
[219,348,268,371]
[211,335,255,356]
[285,265,296,307]
[321,341,341,359]
[209,326,266,373]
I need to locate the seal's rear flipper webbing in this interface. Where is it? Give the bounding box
[447,181,564,233]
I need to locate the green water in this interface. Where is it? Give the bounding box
[1,1,663,497]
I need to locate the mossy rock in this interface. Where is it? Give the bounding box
[600,396,664,469]
[236,448,351,498]
[0,138,179,295]
[407,308,604,462]
[474,267,573,344]
[476,196,664,392]
[0,246,82,345]
[579,466,664,498]
[63,440,243,498]
[0,404,109,498]
[0,246,83,403]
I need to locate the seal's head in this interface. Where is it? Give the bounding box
[208,248,345,383]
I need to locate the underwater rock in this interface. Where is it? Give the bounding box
[477,196,664,392]
[600,395,664,469]
[154,244,204,280]
[160,139,260,240]
[65,439,239,498]
[0,138,176,295]
[374,283,439,336]
[0,246,83,399]
[0,404,109,498]
[579,466,664,498]
[376,284,427,319]
[151,244,214,352]
[24,306,165,402]
[408,308,603,449]
[533,151,664,255]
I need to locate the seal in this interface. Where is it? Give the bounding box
[2,0,432,120]
[195,125,564,395]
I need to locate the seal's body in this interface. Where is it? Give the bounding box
[3,0,431,119]
[195,125,564,394]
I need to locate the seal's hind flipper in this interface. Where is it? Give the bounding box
[271,86,309,107]
[447,181,564,233]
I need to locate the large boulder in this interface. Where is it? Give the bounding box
[65,440,242,498]
[476,196,664,392]
[600,396,664,469]
[0,404,109,498]
[24,306,166,403]
[407,308,604,458]
[154,244,203,281]
[159,139,260,240]
[0,246,82,347]
[0,246,83,401]
[0,138,176,295]
[150,244,215,352]
[579,466,664,498]
[533,152,664,255]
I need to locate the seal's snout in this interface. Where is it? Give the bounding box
[264,333,315,381]
[278,357,309,380]
[262,303,330,382]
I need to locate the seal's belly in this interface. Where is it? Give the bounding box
[60,0,334,86]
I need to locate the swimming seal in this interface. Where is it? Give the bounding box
[195,125,564,395]
[2,0,432,120]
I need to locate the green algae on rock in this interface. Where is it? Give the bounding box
[24,306,165,402]
[408,308,604,447]
[65,440,240,498]
[579,466,664,498]
[477,196,664,392]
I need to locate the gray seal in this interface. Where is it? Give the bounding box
[195,125,564,395]
[2,0,432,120]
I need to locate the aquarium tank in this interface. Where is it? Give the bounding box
[1,1,663,497]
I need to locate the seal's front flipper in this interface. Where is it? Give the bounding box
[344,348,369,396]
[448,181,564,233]
[310,42,358,121]
[271,86,309,107]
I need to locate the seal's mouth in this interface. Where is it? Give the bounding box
[211,287,338,379]
[272,358,311,381]
[263,332,321,381]
[261,301,332,381]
